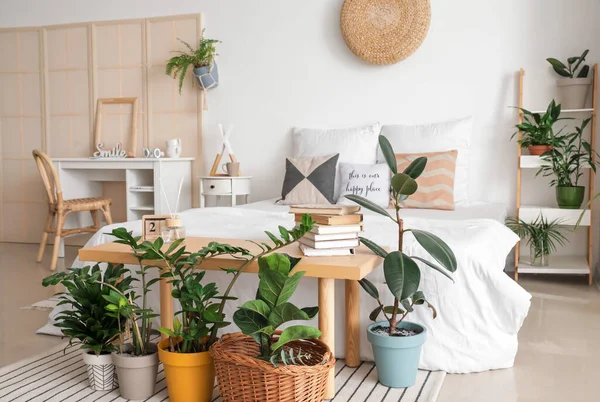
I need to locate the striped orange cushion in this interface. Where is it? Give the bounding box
[392,150,457,210]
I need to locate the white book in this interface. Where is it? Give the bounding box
[298,237,360,249]
[304,232,359,242]
[299,244,355,257]
[309,223,364,235]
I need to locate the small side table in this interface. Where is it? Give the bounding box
[199,176,252,208]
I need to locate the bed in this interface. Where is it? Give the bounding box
[41,199,531,374]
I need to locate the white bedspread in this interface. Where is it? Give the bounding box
[42,202,531,374]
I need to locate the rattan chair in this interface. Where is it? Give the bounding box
[32,149,113,270]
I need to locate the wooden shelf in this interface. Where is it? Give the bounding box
[528,108,594,114]
[129,206,154,211]
[518,255,589,275]
[519,206,590,226]
[520,155,592,169]
[129,186,154,192]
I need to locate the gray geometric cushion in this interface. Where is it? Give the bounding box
[278,154,339,205]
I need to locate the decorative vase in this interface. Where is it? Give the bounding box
[366,321,426,388]
[111,343,159,400]
[166,138,182,158]
[158,338,215,402]
[527,145,552,156]
[194,63,219,90]
[529,241,549,267]
[556,186,585,209]
[81,352,118,391]
[556,78,592,109]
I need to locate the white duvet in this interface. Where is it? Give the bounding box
[43,203,531,374]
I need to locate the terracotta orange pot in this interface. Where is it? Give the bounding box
[528,145,552,155]
[158,338,215,402]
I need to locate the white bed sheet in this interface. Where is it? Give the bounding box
[41,200,530,374]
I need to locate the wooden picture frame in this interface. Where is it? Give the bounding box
[142,215,170,241]
[94,97,139,157]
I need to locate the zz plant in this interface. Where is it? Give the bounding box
[233,253,321,366]
[345,135,457,335]
[511,100,567,148]
[547,49,590,78]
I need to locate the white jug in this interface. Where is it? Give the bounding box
[166,138,182,158]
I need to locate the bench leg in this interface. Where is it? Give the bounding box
[319,278,335,399]
[345,279,361,367]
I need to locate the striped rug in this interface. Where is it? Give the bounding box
[0,339,445,402]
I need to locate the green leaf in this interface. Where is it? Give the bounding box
[239,299,271,319]
[379,135,397,174]
[412,290,437,318]
[359,237,388,258]
[301,306,319,319]
[258,269,305,309]
[233,308,268,336]
[369,305,383,321]
[402,157,427,179]
[270,325,322,352]
[157,328,177,337]
[344,194,392,219]
[409,229,457,272]
[358,278,379,299]
[267,302,310,330]
[258,254,291,277]
[409,256,454,282]
[383,305,404,315]
[202,310,222,323]
[546,57,568,70]
[577,65,590,78]
[391,173,418,196]
[383,251,421,301]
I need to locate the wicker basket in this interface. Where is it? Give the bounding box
[211,332,335,402]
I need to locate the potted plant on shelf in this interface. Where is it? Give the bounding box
[547,50,592,109]
[42,264,132,391]
[165,29,220,93]
[120,218,314,402]
[343,135,457,388]
[506,214,569,267]
[511,100,566,155]
[537,118,598,209]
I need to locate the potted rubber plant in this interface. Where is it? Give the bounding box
[343,135,457,388]
[511,100,565,155]
[210,252,334,402]
[506,214,569,267]
[125,218,313,402]
[101,228,161,400]
[42,264,132,391]
[165,29,220,93]
[547,50,591,109]
[537,118,598,208]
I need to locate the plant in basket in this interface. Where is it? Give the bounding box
[343,135,458,388]
[42,264,132,391]
[209,252,334,402]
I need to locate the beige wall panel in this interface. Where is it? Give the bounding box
[99,110,125,148]
[19,31,41,70]
[0,32,18,71]
[47,71,68,114]
[66,27,88,69]
[0,74,21,115]
[149,21,173,66]
[2,203,22,241]
[1,117,20,158]
[2,160,21,201]
[176,70,198,110]
[120,24,143,65]
[21,118,43,157]
[45,29,67,70]
[148,66,174,111]
[173,19,198,46]
[69,70,90,114]
[21,159,45,201]
[71,116,91,157]
[102,182,127,223]
[120,68,144,103]
[24,203,48,243]
[96,69,121,98]
[95,25,120,68]
[20,73,41,115]
[48,116,71,157]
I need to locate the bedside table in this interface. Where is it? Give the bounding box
[199,176,252,208]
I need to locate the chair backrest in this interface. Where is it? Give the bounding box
[32,149,63,206]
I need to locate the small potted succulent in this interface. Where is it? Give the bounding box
[511,100,566,155]
[344,135,457,388]
[547,50,591,109]
[165,29,220,93]
[537,118,599,208]
[42,264,132,391]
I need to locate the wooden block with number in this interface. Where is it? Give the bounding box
[142,215,170,241]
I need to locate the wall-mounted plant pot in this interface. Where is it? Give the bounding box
[194,63,219,90]
[527,145,552,156]
[112,343,159,400]
[366,321,426,388]
[556,78,592,109]
[556,186,585,209]
[81,351,118,391]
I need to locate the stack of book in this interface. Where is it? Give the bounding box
[291,205,363,256]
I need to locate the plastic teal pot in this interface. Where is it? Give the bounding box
[367,321,426,388]
[556,186,585,209]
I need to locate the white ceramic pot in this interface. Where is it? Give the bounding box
[556,77,592,109]
[81,351,118,391]
[166,138,182,158]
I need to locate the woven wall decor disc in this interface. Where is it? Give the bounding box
[340,0,431,65]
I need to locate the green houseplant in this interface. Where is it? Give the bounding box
[506,215,569,267]
[165,30,220,93]
[343,135,457,388]
[537,118,598,208]
[547,50,592,109]
[42,264,132,391]
[511,100,566,155]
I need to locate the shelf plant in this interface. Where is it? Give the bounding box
[547,49,590,79]
[506,215,569,267]
[42,264,132,391]
[537,118,599,208]
[343,135,457,388]
[165,29,220,93]
[546,50,592,109]
[511,100,567,155]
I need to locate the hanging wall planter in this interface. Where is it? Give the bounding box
[194,62,219,90]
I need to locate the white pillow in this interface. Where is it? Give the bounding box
[337,163,391,208]
[380,117,472,204]
[292,122,381,200]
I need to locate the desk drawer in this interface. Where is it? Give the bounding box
[203,179,231,194]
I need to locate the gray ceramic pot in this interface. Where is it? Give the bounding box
[557,77,592,109]
[193,63,219,89]
[112,343,159,400]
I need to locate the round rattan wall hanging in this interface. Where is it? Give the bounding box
[340,0,431,65]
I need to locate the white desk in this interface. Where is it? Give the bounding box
[53,158,194,254]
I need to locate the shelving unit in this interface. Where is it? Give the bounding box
[515,65,598,284]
